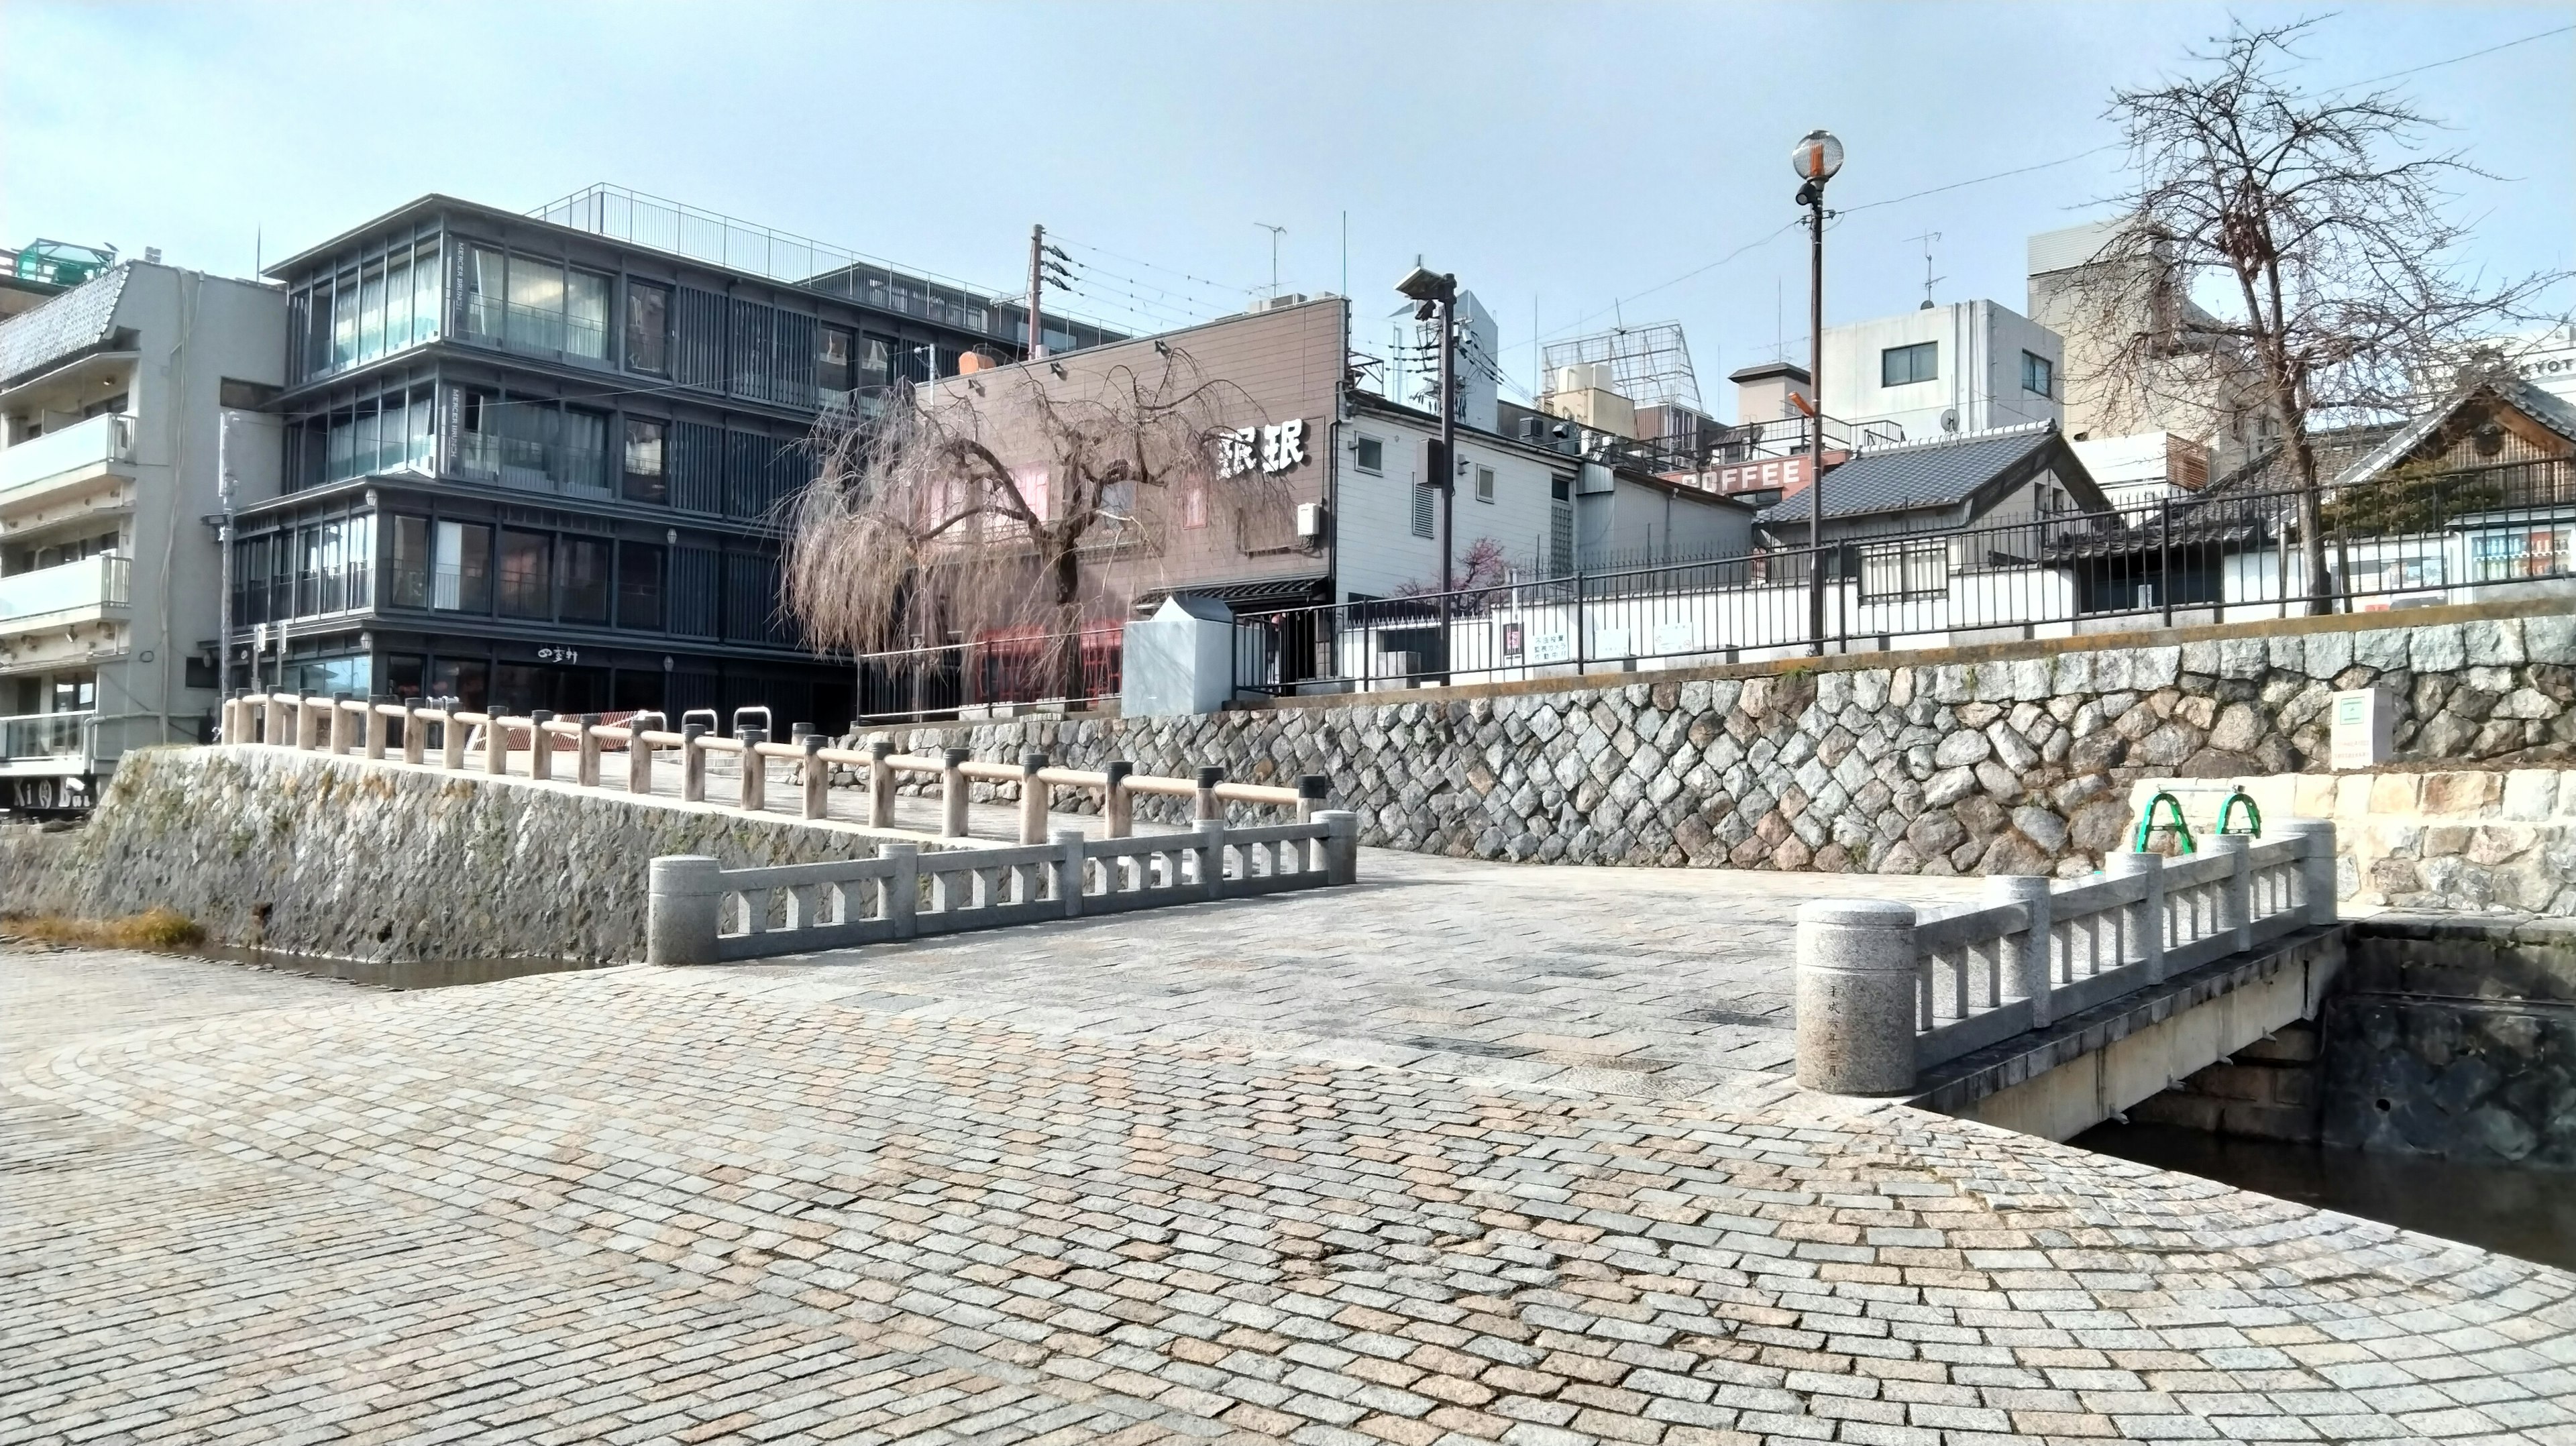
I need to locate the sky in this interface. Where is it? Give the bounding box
[5,1,2571,421]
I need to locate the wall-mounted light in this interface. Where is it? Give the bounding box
[1049,362,1067,379]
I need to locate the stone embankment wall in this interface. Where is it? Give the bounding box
[849,608,2576,881]
[0,747,885,963]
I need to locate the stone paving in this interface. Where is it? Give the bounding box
[7,915,2576,1445]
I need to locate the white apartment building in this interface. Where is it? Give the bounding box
[1817,299,2063,445]
[0,261,284,810]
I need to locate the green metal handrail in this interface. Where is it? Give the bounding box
[2133,791,2196,854]
[2216,788,2262,837]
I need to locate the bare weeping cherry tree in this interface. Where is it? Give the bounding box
[2069,19,2567,612]
[784,345,1283,702]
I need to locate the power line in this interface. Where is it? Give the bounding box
[2322,21,2571,92]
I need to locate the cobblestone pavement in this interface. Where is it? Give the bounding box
[7,944,2575,1445]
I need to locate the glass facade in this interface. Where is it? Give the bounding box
[290,237,442,383]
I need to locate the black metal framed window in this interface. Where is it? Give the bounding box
[1881,341,1938,387]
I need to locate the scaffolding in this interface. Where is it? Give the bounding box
[1541,322,1702,412]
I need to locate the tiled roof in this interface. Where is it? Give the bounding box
[0,265,130,386]
[1758,423,2066,523]
[2329,375,2576,488]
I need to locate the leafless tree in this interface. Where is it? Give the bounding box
[2070,18,2567,612]
[783,346,1283,698]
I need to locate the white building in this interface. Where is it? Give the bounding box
[0,260,284,810]
[1818,299,2063,445]
[2070,431,2212,510]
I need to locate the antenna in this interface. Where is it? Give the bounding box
[1255,222,1286,299]
[1910,231,1944,310]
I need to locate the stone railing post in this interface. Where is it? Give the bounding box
[528,711,555,781]
[880,840,919,939]
[1194,765,1223,823]
[1103,761,1133,838]
[327,692,353,754]
[801,734,829,820]
[1018,751,1048,845]
[441,703,465,770]
[221,693,240,743]
[400,703,426,765]
[1317,810,1359,886]
[1052,828,1086,917]
[646,855,722,966]
[1984,873,2055,1030]
[363,698,390,760]
[738,726,767,812]
[1194,817,1227,901]
[2275,818,2339,928]
[266,692,288,747]
[2106,850,2165,984]
[941,746,971,838]
[483,712,508,775]
[2210,833,2252,954]
[1297,774,1328,824]
[867,738,896,829]
[1794,899,1921,1095]
[682,722,708,802]
[292,696,320,750]
[576,714,604,787]
[627,712,661,794]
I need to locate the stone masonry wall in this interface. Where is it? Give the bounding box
[847,610,2576,881]
[0,747,890,963]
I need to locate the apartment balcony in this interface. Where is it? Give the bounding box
[0,708,94,775]
[0,553,131,635]
[0,412,138,518]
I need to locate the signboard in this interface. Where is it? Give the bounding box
[1651,622,1695,657]
[2330,688,2392,769]
[1528,632,1572,665]
[1214,418,1310,479]
[1499,620,1523,659]
[1593,627,1631,660]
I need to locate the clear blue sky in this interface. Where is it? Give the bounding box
[6,1,2569,418]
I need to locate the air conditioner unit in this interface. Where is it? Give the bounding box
[1295,502,1326,539]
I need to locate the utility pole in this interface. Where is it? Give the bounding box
[214,412,238,734]
[1397,266,1458,677]
[1026,223,1046,359]
[1792,130,1843,657]
[1256,223,1285,300]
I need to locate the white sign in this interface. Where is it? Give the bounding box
[2330,687,2392,769]
[1651,622,1695,657]
[1528,632,1572,664]
[1593,627,1631,660]
[1215,418,1309,480]
[537,646,582,664]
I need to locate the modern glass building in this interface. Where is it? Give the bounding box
[235,186,1116,728]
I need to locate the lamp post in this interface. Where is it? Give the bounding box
[1792,128,1842,656]
[1396,264,1458,677]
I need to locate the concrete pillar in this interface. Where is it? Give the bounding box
[682,722,708,802]
[364,698,390,761]
[941,747,971,838]
[1018,751,1048,845]
[1194,765,1223,824]
[1296,773,1328,824]
[328,693,353,755]
[1103,761,1133,839]
[2276,818,2339,927]
[738,726,767,812]
[576,714,604,788]
[441,704,466,770]
[483,711,507,775]
[1317,810,1359,887]
[2106,850,2166,983]
[528,711,555,782]
[867,738,896,829]
[1194,817,1227,901]
[627,712,662,795]
[1984,873,2055,1029]
[647,855,722,966]
[2210,833,2252,954]
[880,840,919,939]
[1052,828,1086,917]
[801,735,829,820]
[265,693,287,746]
[397,704,424,765]
[1794,899,1921,1095]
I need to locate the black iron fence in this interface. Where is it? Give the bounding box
[1234,457,2576,696]
[855,626,1124,722]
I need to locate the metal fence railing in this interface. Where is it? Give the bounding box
[855,626,1124,723]
[1232,458,2576,696]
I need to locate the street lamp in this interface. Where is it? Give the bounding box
[1395,264,1459,677]
[1791,128,1841,655]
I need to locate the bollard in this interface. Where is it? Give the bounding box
[576,714,604,787]
[941,747,971,838]
[1018,751,1048,845]
[2275,818,2339,927]
[1316,810,1359,887]
[2210,833,2252,954]
[361,697,387,760]
[483,711,508,774]
[1052,828,1087,917]
[441,704,466,770]
[801,734,829,820]
[739,726,767,812]
[528,711,555,781]
[627,712,662,794]
[221,693,240,744]
[682,722,708,802]
[1193,817,1228,901]
[1984,873,2055,1030]
[879,840,920,939]
[2106,850,2166,984]
[867,738,896,829]
[1793,899,1921,1095]
[1296,774,1328,824]
[328,693,353,755]
[266,693,288,747]
[1103,761,1134,839]
[397,703,425,765]
[1194,765,1223,824]
[646,855,723,966]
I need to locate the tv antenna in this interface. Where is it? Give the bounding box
[1254,222,1286,298]
[1911,231,1943,309]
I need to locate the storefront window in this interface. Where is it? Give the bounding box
[387,516,431,609]
[433,520,492,612]
[498,529,553,618]
[559,537,610,623]
[616,541,665,631]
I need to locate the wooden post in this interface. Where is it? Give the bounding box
[266,693,288,746]
[739,726,767,812]
[1103,761,1133,838]
[941,746,971,838]
[1018,751,1048,845]
[364,698,390,760]
[528,711,555,781]
[576,713,604,787]
[441,704,465,770]
[483,712,508,775]
[682,722,708,802]
[867,738,897,830]
[327,692,353,754]
[801,734,829,820]
[400,704,425,765]
[628,712,661,794]
[1194,765,1223,823]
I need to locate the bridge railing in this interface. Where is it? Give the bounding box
[647,814,1360,965]
[219,690,1322,841]
[1793,820,2337,1094]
